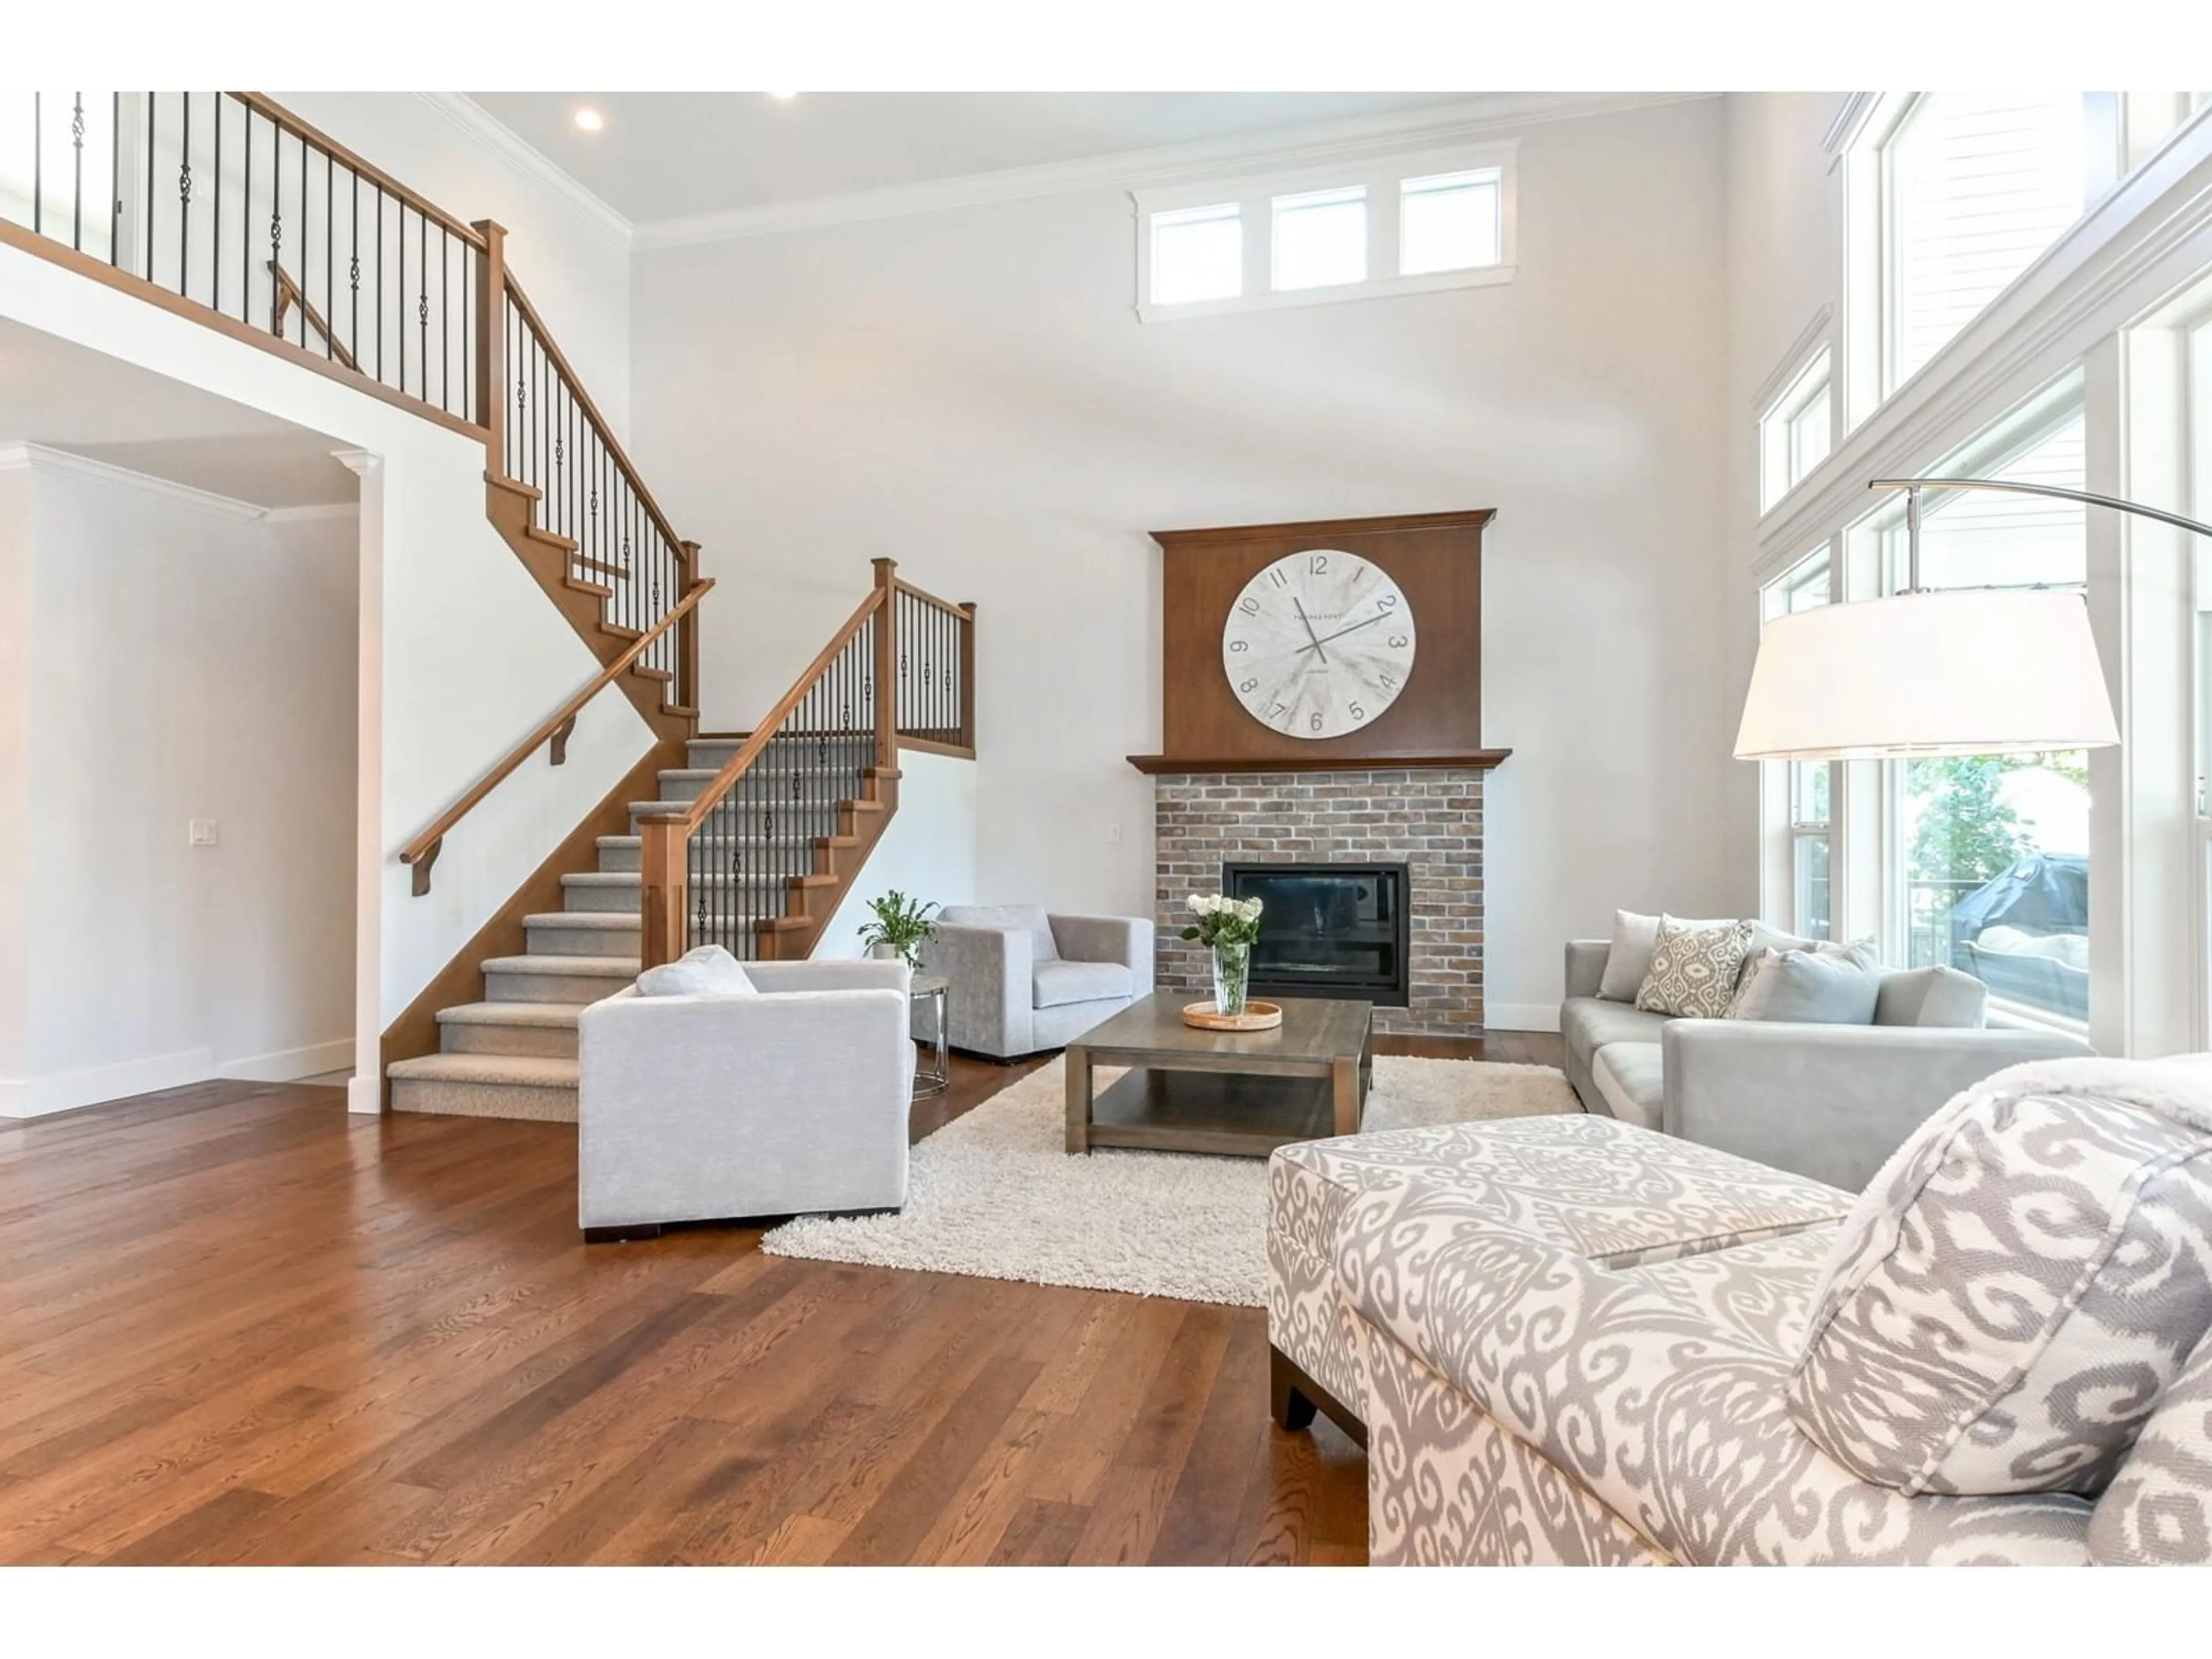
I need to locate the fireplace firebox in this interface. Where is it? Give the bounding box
[1222,862,1411,1007]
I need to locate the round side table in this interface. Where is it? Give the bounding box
[910,974,950,1100]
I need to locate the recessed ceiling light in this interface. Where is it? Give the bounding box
[767,90,798,101]
[574,108,604,132]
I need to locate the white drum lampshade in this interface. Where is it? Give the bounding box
[1734,588,2120,760]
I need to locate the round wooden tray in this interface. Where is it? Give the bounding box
[1181,999,1284,1032]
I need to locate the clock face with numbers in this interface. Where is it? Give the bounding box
[1221,550,1418,739]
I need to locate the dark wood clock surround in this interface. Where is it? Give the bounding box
[1126,509,1512,774]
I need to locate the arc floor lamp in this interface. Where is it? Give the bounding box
[1735,477,2212,762]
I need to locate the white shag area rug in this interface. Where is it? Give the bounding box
[760,1054,1576,1307]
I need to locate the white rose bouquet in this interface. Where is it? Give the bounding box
[1180,892,1264,948]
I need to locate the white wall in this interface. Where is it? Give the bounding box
[631,98,1738,1028]
[0,469,30,1093]
[274,93,634,439]
[0,238,656,1113]
[1721,94,1847,919]
[0,456,356,1115]
[813,748,980,958]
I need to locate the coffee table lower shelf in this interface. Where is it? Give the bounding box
[1080,1067,1347,1158]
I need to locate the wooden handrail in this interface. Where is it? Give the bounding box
[502,272,690,571]
[891,576,975,619]
[652,581,890,838]
[399,579,713,895]
[231,92,490,250]
[268,260,357,370]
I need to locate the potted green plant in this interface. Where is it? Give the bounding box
[1181,892,1266,1017]
[858,890,939,971]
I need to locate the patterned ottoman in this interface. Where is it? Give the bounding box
[1265,1112,1854,1443]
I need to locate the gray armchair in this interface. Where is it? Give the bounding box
[919,903,1153,1059]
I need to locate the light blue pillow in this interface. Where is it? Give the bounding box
[1730,938,1883,1024]
[636,944,756,998]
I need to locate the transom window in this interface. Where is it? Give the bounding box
[1135,143,1517,321]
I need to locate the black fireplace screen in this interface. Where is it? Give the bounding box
[1221,862,1411,1007]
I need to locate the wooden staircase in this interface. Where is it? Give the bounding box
[385,733,901,1122]
[0,90,978,1119]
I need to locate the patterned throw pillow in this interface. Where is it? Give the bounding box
[1634,915,1755,1019]
[1790,1055,2212,1498]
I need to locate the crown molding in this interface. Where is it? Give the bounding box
[0,442,270,519]
[414,93,634,247]
[633,90,1718,251]
[1820,92,1884,163]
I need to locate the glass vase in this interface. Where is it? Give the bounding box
[1211,940,1252,1017]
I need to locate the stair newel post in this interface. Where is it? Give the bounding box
[638,811,688,971]
[959,600,978,754]
[471,218,507,478]
[679,539,702,718]
[872,558,899,774]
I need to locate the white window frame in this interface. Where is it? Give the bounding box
[1840,93,2118,430]
[1870,377,2093,1037]
[1132,141,1518,323]
[1759,551,1840,941]
[1757,336,1835,513]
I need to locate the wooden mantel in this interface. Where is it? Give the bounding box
[1126,749,1512,775]
[1138,509,1501,776]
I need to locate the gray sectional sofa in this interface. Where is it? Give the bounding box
[1561,934,2093,1191]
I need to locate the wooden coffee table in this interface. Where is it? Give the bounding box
[1065,992,1374,1157]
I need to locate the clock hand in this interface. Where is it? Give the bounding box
[1291,596,1330,665]
[1297,609,1392,653]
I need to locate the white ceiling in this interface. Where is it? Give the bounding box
[464,92,1498,225]
[0,319,355,508]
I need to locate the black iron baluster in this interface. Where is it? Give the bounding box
[416,212,428,402]
[438,226,448,409]
[349,173,361,365]
[210,95,220,310]
[269,116,282,335]
[71,94,84,252]
[177,92,190,296]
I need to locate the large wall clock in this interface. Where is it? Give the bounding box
[1221,550,1417,738]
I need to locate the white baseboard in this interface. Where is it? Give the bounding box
[347,1074,384,1115]
[1484,1002,1561,1033]
[0,1047,216,1119]
[218,1038,355,1083]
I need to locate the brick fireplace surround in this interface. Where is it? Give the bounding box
[1153,768,1487,1038]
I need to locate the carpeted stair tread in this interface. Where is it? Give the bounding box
[435,1001,588,1028]
[522,911,637,930]
[480,953,639,977]
[385,1052,578,1087]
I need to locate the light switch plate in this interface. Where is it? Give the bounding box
[188,819,219,846]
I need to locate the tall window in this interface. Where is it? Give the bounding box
[1880,94,2090,392]
[1887,397,2091,1025]
[1765,554,1835,939]
[1759,345,1834,510]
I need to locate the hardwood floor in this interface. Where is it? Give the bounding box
[0,1031,1563,1566]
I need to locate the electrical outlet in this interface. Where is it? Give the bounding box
[1107,823,1122,844]
[188,819,219,847]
